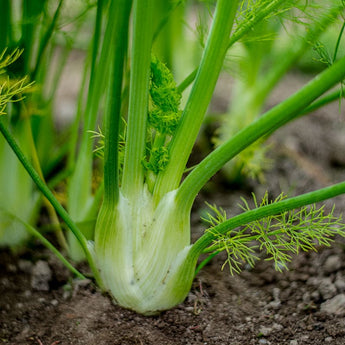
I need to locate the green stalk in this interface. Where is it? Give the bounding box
[0,117,102,287]
[63,2,103,172]
[103,0,132,205]
[177,69,197,94]
[121,0,154,197]
[66,0,107,261]
[177,55,345,210]
[190,180,345,261]
[154,0,239,201]
[68,0,105,220]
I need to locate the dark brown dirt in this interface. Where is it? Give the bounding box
[1,72,345,345]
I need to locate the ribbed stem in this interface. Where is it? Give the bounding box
[154,0,239,201]
[121,0,154,197]
[67,0,105,221]
[103,0,132,205]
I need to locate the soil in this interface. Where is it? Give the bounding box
[1,72,345,345]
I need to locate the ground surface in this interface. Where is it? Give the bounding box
[1,72,345,345]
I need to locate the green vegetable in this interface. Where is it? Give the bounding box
[1,0,345,315]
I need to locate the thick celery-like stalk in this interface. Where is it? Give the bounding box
[153,0,240,201]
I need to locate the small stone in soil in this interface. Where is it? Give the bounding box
[259,324,282,336]
[51,299,59,306]
[335,274,345,292]
[311,290,320,301]
[31,260,52,291]
[323,255,342,274]
[23,290,31,298]
[320,294,345,315]
[18,259,33,273]
[318,277,337,300]
[6,263,17,272]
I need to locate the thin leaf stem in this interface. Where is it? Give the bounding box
[333,18,345,62]
[254,5,341,108]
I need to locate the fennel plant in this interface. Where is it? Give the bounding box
[1,0,345,315]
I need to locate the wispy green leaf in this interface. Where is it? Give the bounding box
[203,192,345,274]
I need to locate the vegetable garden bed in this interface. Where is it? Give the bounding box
[1,1,345,343]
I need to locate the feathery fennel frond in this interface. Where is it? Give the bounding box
[89,125,126,168]
[150,55,181,115]
[202,202,227,227]
[143,146,170,174]
[0,49,23,73]
[148,108,182,135]
[237,0,293,25]
[313,16,345,67]
[313,41,333,67]
[89,127,105,158]
[148,55,182,136]
[144,56,182,179]
[0,50,34,115]
[203,192,345,274]
[236,0,342,44]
